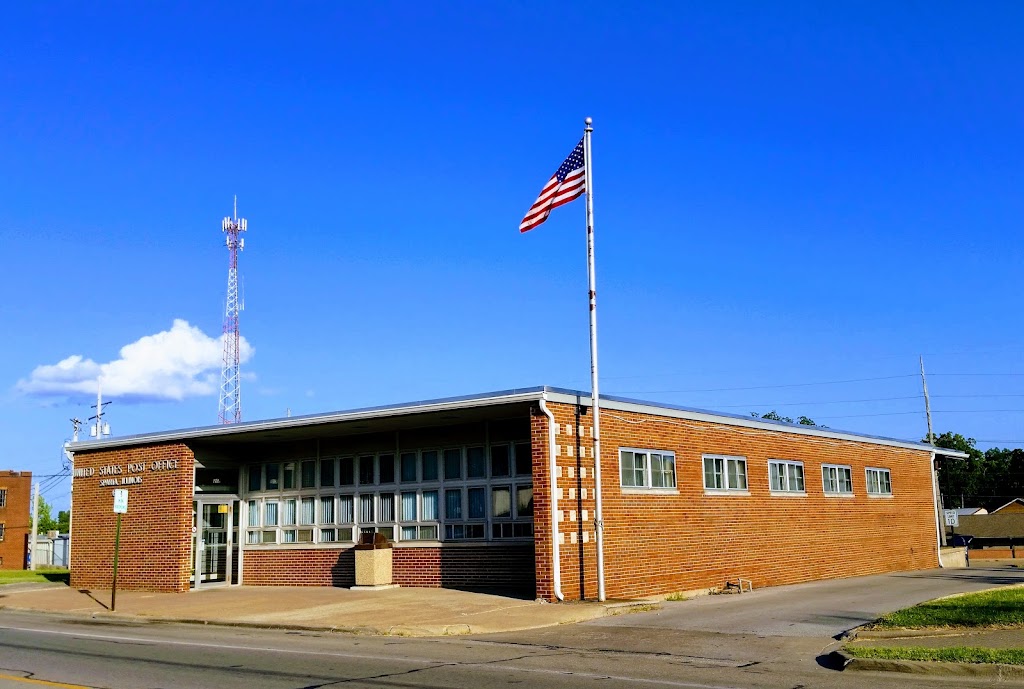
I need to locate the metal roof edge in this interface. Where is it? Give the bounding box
[69,387,548,452]
[67,384,964,458]
[542,388,950,454]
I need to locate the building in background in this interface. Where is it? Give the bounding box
[0,471,32,569]
[66,388,965,599]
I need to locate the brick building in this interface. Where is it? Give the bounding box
[0,470,32,569]
[67,387,965,598]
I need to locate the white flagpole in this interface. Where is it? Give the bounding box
[583,116,606,602]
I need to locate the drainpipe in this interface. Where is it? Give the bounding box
[539,395,564,601]
[929,451,945,568]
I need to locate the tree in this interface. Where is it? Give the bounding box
[34,497,62,533]
[751,410,820,427]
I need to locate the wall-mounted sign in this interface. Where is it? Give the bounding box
[74,459,181,488]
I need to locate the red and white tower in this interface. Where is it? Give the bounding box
[218,198,247,424]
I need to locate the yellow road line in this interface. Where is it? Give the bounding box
[0,673,94,689]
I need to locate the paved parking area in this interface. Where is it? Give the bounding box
[592,563,1024,637]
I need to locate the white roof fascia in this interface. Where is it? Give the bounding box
[543,390,965,456]
[69,388,547,452]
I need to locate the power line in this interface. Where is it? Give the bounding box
[720,395,922,409]
[609,374,919,395]
[817,409,1024,420]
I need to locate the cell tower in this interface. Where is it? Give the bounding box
[218,197,247,424]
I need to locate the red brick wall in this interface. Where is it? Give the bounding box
[0,471,32,569]
[241,544,535,590]
[535,401,939,601]
[70,444,194,592]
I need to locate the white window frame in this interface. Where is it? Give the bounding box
[768,460,805,495]
[619,447,678,492]
[865,467,892,496]
[702,454,748,494]
[822,464,854,496]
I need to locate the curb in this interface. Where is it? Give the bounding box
[0,598,640,638]
[831,650,1024,679]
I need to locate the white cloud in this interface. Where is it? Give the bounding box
[17,319,254,403]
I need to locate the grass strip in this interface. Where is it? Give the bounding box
[873,587,1024,628]
[846,644,1024,665]
[0,569,69,585]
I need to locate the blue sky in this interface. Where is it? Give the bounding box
[3,2,1023,510]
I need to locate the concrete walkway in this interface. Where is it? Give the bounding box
[0,584,620,636]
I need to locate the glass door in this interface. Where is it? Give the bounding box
[193,501,236,589]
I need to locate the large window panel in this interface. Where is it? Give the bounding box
[320,458,335,488]
[468,487,486,519]
[467,447,486,478]
[379,454,395,484]
[445,489,462,519]
[359,456,375,485]
[422,451,439,481]
[339,457,354,486]
[490,445,510,477]
[400,452,417,482]
[444,449,462,480]
[300,460,316,489]
[515,442,532,476]
[401,492,417,521]
[492,487,512,518]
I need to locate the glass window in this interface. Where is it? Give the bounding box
[769,460,805,493]
[283,499,297,526]
[359,456,375,485]
[516,486,533,517]
[337,495,354,523]
[400,452,417,482]
[300,497,316,525]
[262,530,277,544]
[620,451,644,487]
[320,458,335,488]
[620,448,676,489]
[422,451,439,481]
[401,492,417,521]
[703,455,747,491]
[492,487,511,518]
[467,447,486,478]
[248,465,261,492]
[651,453,675,488]
[445,489,462,519]
[247,501,260,527]
[319,496,335,524]
[444,448,462,480]
[359,494,374,522]
[823,465,854,494]
[265,463,280,490]
[339,457,354,486]
[379,493,395,522]
[282,529,296,543]
[515,442,531,475]
[320,529,336,543]
[468,487,486,519]
[300,461,316,488]
[490,445,510,477]
[379,454,395,484]
[422,490,438,520]
[264,501,279,526]
[283,463,295,490]
[866,467,892,495]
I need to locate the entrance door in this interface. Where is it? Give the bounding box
[193,501,236,588]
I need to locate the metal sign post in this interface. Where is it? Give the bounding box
[111,489,128,612]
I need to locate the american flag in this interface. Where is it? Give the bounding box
[519,138,586,232]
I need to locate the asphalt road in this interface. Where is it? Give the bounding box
[0,564,1021,688]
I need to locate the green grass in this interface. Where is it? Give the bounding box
[665,592,689,602]
[873,587,1024,628]
[0,568,69,585]
[846,644,1024,665]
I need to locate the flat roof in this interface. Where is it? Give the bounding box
[68,385,967,457]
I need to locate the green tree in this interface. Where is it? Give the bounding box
[56,510,70,533]
[751,411,820,426]
[35,497,59,533]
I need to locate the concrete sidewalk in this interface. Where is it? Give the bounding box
[0,584,635,636]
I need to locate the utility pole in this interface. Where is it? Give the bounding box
[921,355,934,444]
[921,355,946,547]
[29,481,39,571]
